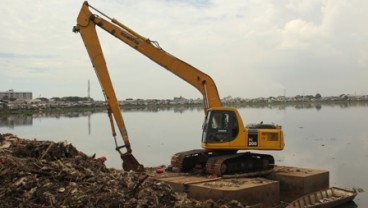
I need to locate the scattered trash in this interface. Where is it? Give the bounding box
[0,133,255,207]
[156,167,165,174]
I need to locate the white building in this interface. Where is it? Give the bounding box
[0,89,32,100]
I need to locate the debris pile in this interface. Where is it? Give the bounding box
[0,133,252,208]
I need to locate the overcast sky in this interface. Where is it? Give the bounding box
[1,0,367,100]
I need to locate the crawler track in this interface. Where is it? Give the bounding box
[171,150,275,176]
[171,149,208,171]
[205,152,274,176]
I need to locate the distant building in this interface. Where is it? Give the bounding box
[0,89,32,100]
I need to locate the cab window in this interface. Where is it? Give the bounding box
[202,110,239,143]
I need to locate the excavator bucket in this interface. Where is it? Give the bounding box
[121,153,144,171]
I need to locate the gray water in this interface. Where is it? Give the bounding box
[1,104,367,206]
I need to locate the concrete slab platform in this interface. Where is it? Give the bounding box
[155,165,329,207]
[266,166,329,202]
[159,176,280,207]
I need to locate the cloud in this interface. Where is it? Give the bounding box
[280,18,325,49]
[0,0,367,99]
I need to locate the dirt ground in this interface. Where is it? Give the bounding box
[0,133,257,208]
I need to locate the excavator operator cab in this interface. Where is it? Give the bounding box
[202,109,239,144]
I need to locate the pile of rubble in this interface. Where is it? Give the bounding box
[0,133,253,208]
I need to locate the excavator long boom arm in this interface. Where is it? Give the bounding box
[74,1,222,112]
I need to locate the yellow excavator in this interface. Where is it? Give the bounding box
[74,1,284,176]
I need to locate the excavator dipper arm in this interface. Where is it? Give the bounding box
[73,2,143,171]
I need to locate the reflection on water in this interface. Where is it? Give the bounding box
[0,106,205,128]
[32,111,96,118]
[0,103,367,207]
[2,101,368,127]
[0,115,33,128]
[123,105,204,113]
[229,100,368,111]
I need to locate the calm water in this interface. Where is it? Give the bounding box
[1,104,367,206]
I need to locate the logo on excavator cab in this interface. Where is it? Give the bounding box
[248,137,258,147]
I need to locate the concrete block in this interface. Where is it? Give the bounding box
[158,176,203,192]
[159,176,280,208]
[266,166,329,202]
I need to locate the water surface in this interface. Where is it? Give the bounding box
[1,104,367,206]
